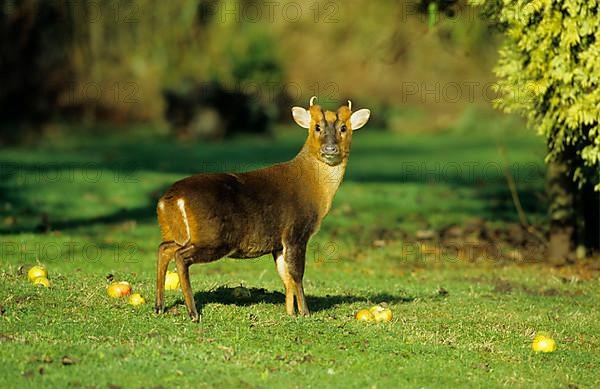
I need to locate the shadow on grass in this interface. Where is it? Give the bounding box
[0,204,158,235]
[0,132,547,235]
[166,286,417,314]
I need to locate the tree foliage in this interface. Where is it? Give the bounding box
[471,0,600,190]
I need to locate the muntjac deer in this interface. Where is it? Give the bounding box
[155,97,371,321]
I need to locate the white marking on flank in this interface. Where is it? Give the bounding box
[177,198,191,245]
[276,251,287,281]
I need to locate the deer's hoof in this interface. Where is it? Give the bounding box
[188,308,200,322]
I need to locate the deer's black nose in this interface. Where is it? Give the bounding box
[321,144,339,155]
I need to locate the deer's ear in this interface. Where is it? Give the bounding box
[350,109,371,130]
[292,107,311,129]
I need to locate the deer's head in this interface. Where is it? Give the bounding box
[292,97,371,166]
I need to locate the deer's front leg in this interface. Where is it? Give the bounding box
[274,243,309,316]
[273,250,294,315]
[290,244,310,316]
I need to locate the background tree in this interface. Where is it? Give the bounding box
[0,0,72,144]
[470,0,600,260]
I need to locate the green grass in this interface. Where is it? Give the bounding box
[1,115,599,388]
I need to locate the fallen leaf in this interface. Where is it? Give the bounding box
[416,229,436,240]
[372,239,386,247]
[0,334,14,342]
[61,356,75,366]
[22,370,34,379]
[17,264,33,276]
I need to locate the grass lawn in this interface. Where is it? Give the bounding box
[1,113,599,388]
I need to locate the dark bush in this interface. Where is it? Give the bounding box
[0,1,72,144]
[163,81,273,140]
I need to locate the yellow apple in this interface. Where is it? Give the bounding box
[532,334,557,353]
[28,266,48,282]
[128,293,146,306]
[107,281,132,298]
[355,309,375,322]
[165,271,180,290]
[369,305,393,323]
[33,276,50,287]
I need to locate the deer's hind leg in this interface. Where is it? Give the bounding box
[174,245,232,322]
[155,241,178,314]
[173,244,200,322]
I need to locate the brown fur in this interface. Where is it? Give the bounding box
[155,102,368,321]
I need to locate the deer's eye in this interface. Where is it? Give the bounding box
[340,125,347,133]
[315,124,321,132]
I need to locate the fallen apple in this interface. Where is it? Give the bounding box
[33,276,50,287]
[107,281,132,298]
[165,271,180,290]
[28,265,48,282]
[355,309,375,322]
[532,334,556,353]
[128,293,146,306]
[369,305,393,323]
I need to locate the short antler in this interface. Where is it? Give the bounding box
[310,96,317,106]
[347,100,352,111]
